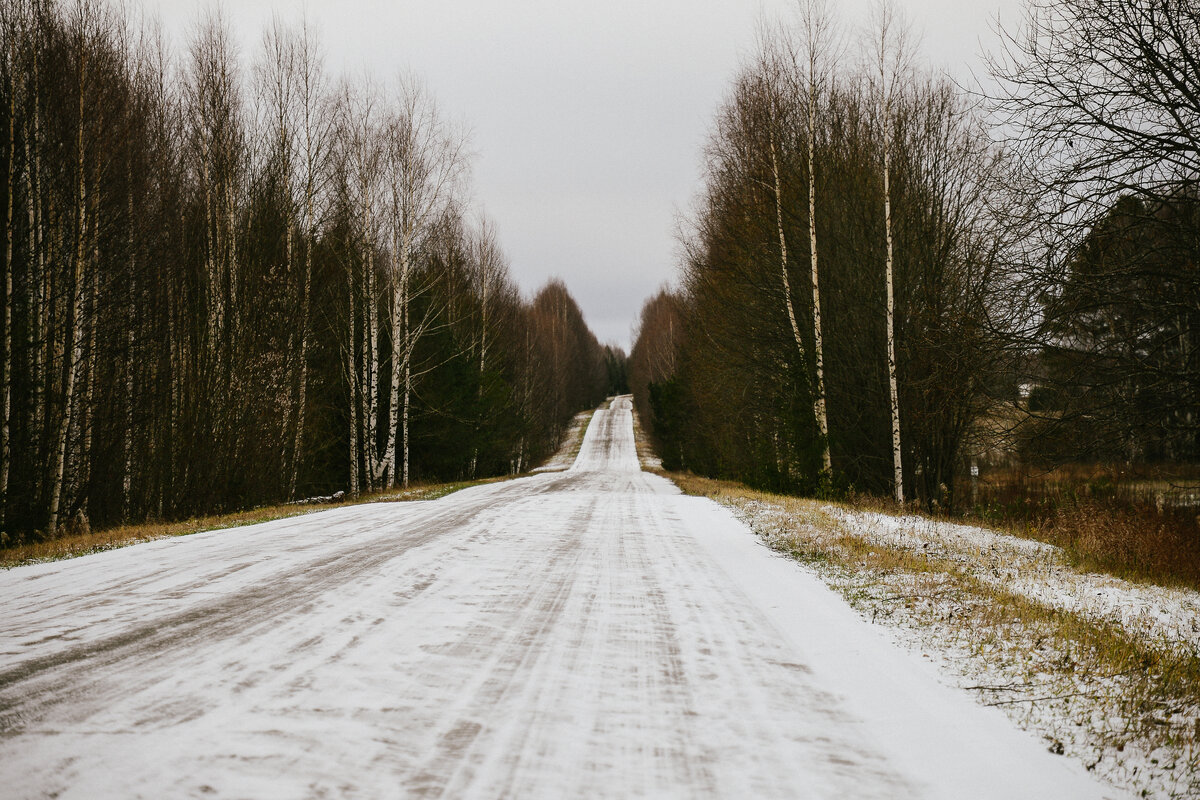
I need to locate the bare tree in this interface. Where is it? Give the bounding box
[989,0,1200,465]
[1,1,19,528]
[48,0,103,534]
[0,1,604,541]
[382,75,467,488]
[257,15,332,498]
[183,7,246,502]
[792,0,838,475]
[990,0,1200,224]
[867,0,912,504]
[331,76,386,495]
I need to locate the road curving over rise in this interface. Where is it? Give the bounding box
[0,396,1125,799]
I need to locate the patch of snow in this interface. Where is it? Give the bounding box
[722,497,1197,799]
[822,507,1200,654]
[530,410,593,472]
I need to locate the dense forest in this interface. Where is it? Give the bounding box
[631,0,1200,510]
[0,0,619,542]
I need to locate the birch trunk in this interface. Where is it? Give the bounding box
[871,0,906,504]
[768,125,808,383]
[383,234,404,488]
[79,172,100,507]
[807,74,831,475]
[2,46,14,524]
[348,251,360,497]
[287,123,320,496]
[122,165,135,519]
[49,93,88,534]
[402,347,411,489]
[365,239,380,489]
[288,239,311,497]
[882,106,903,504]
[396,236,413,488]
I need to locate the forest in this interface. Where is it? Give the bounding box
[630,0,1200,515]
[0,0,620,543]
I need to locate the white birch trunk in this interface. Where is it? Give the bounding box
[769,125,808,380]
[79,179,100,505]
[871,0,906,504]
[365,243,381,488]
[807,74,831,475]
[348,253,360,497]
[121,160,135,518]
[402,347,411,489]
[2,49,13,524]
[383,234,404,488]
[399,235,413,489]
[288,240,311,497]
[882,107,903,504]
[49,120,88,534]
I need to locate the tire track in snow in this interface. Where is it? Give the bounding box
[0,476,564,735]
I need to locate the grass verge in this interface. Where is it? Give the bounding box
[533,409,595,472]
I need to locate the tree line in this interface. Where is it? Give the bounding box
[0,0,616,542]
[631,0,1199,509]
[632,0,1016,508]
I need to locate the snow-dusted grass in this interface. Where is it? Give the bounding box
[531,409,595,472]
[630,409,662,471]
[671,474,1200,800]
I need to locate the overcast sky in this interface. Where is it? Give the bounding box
[144,0,1023,350]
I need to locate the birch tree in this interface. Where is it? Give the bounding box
[48,0,101,534]
[183,8,245,499]
[790,0,838,475]
[334,77,387,494]
[754,29,811,445]
[257,15,332,497]
[868,0,911,504]
[1,1,19,527]
[285,18,331,497]
[382,75,466,488]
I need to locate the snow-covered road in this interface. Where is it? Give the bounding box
[0,397,1124,799]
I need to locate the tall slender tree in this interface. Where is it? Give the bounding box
[868,0,911,504]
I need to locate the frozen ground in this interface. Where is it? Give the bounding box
[0,397,1124,798]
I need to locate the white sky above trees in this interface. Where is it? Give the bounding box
[142,0,1022,351]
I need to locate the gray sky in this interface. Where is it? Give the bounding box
[146,0,1023,350]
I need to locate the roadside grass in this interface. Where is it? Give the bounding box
[669,472,1200,798]
[533,409,595,472]
[961,465,1200,592]
[1032,503,1200,592]
[0,477,507,570]
[831,484,1200,594]
[562,409,595,465]
[630,409,663,471]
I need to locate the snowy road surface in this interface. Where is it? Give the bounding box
[0,397,1124,799]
